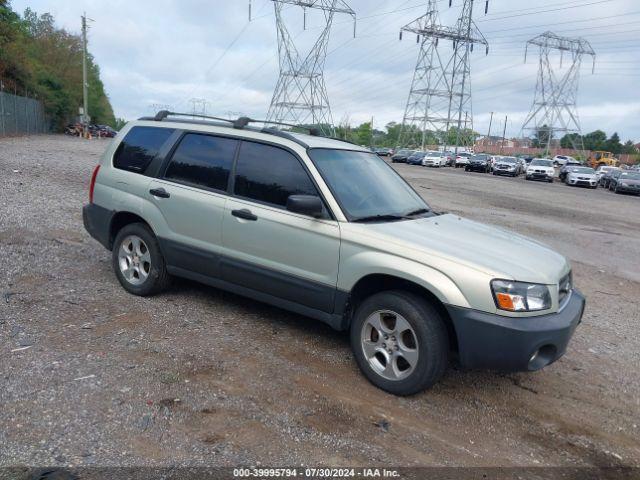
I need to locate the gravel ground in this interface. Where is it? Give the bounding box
[0,135,639,469]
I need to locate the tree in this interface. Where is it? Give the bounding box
[0,4,115,130]
[621,140,638,155]
[354,122,372,146]
[605,132,622,154]
[582,130,607,151]
[560,133,581,149]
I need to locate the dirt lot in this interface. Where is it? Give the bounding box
[1,135,639,469]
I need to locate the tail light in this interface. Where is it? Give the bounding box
[89,165,101,204]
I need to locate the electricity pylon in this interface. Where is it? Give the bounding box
[266,0,355,134]
[399,0,488,152]
[521,31,596,153]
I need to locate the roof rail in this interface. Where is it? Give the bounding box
[151,111,323,136]
[153,110,237,125]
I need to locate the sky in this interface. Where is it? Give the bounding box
[11,0,640,141]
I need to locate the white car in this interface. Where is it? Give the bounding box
[526,158,555,183]
[422,151,445,167]
[552,155,576,167]
[565,166,598,189]
[455,152,472,168]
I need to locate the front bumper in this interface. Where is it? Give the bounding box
[494,169,516,175]
[527,172,553,180]
[445,289,585,371]
[568,178,597,187]
[617,184,640,193]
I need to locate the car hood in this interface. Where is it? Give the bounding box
[528,165,554,171]
[347,214,569,285]
[569,172,596,178]
[620,178,640,185]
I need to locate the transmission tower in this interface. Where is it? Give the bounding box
[399,0,488,152]
[521,31,595,153]
[266,0,355,134]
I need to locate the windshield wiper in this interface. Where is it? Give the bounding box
[403,208,430,217]
[352,214,408,223]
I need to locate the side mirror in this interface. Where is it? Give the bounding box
[286,195,323,218]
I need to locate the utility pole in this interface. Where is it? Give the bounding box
[486,111,493,151]
[370,115,374,148]
[81,13,89,139]
[500,115,507,154]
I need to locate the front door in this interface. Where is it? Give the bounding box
[220,140,340,313]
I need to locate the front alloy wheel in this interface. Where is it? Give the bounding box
[361,310,419,381]
[350,291,449,395]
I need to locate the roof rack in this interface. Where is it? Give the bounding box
[151,111,322,136]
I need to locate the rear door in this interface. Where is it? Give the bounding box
[220,140,340,313]
[148,132,238,278]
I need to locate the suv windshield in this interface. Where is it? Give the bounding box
[531,159,553,167]
[308,149,430,221]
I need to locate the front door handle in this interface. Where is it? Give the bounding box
[231,209,258,221]
[149,188,170,198]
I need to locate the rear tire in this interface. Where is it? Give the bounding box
[112,223,171,296]
[350,291,449,396]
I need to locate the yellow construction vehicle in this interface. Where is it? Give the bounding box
[587,151,619,168]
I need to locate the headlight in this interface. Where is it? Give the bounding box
[620,182,628,187]
[491,279,552,312]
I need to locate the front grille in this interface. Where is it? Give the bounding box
[559,272,572,307]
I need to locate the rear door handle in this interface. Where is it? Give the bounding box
[231,209,258,221]
[149,188,170,198]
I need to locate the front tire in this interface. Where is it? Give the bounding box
[112,223,171,296]
[350,291,449,396]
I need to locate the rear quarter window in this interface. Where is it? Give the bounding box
[113,126,175,173]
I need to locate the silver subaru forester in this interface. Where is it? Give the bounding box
[83,112,585,395]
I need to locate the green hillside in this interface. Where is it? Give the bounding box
[0,1,115,130]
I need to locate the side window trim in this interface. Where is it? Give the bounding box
[158,131,241,196]
[231,139,335,220]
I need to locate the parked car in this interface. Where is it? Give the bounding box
[407,151,427,165]
[558,160,583,182]
[442,152,455,167]
[373,147,392,157]
[552,155,576,167]
[454,152,472,168]
[526,159,555,183]
[391,149,416,163]
[595,166,619,185]
[422,151,447,167]
[465,154,491,173]
[565,166,598,189]
[82,112,584,395]
[600,169,618,188]
[608,170,640,194]
[492,156,520,177]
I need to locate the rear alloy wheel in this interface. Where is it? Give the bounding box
[350,291,449,395]
[112,223,171,296]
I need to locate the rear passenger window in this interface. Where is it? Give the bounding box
[113,126,174,173]
[164,134,238,191]
[233,141,319,207]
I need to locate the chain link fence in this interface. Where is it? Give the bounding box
[0,87,49,137]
